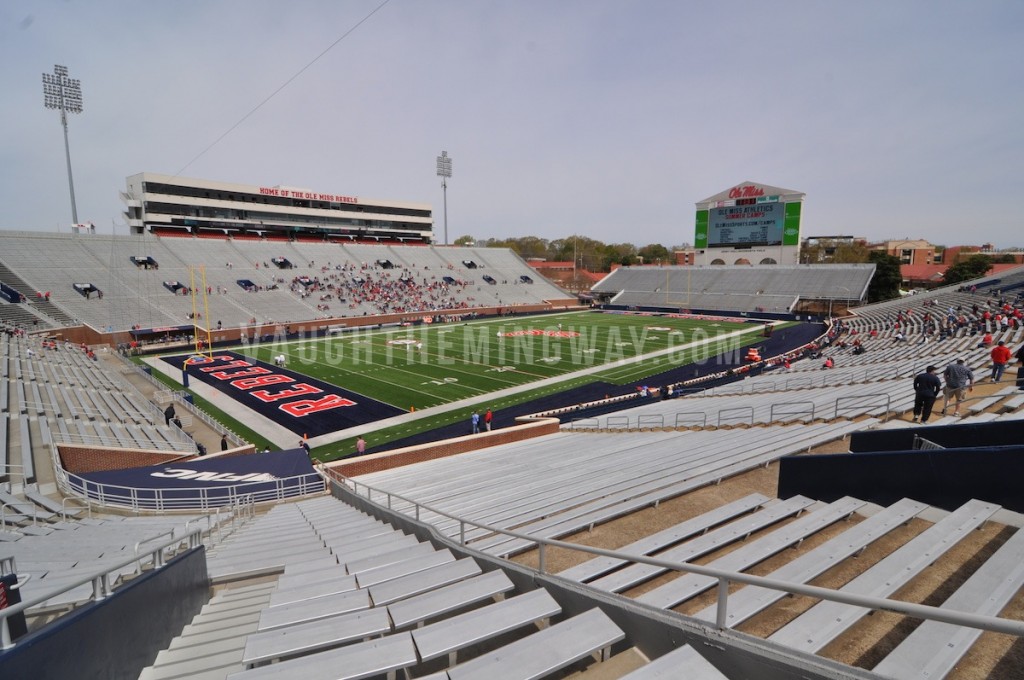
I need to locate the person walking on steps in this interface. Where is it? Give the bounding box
[941,358,973,416]
[912,365,941,424]
[990,340,1012,382]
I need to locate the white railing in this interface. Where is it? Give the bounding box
[0,528,203,650]
[51,462,324,512]
[331,474,1024,640]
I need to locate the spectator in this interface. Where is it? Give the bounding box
[912,365,941,424]
[221,434,228,451]
[990,340,1012,382]
[941,359,973,416]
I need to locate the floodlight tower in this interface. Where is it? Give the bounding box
[436,150,452,245]
[42,64,83,224]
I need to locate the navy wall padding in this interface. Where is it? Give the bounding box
[0,282,22,303]
[848,420,1024,453]
[778,446,1024,513]
[72,449,321,506]
[0,547,208,680]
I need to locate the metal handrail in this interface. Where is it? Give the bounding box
[1,502,40,528]
[636,414,665,429]
[769,401,816,422]
[0,528,203,650]
[56,470,324,512]
[674,412,707,428]
[330,474,1024,639]
[835,393,891,421]
[717,406,754,427]
[133,528,177,573]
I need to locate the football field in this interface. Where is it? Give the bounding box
[238,310,769,412]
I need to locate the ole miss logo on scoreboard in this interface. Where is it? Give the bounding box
[163,352,404,437]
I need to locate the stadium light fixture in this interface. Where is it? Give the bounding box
[42,64,83,225]
[436,150,452,246]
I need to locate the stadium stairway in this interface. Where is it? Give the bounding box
[137,495,651,680]
[127,481,1024,680]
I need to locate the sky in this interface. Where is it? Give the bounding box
[1,1,1022,249]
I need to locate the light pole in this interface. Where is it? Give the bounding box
[436,150,452,245]
[42,64,84,225]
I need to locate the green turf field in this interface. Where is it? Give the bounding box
[237,310,766,412]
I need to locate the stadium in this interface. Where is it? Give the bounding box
[2,171,1024,680]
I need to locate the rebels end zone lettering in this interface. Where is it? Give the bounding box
[165,351,405,437]
[189,355,355,417]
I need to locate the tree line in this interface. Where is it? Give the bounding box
[454,234,682,272]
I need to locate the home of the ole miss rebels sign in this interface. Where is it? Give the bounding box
[162,352,403,437]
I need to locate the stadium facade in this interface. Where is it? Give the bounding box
[121,172,433,243]
[694,181,805,266]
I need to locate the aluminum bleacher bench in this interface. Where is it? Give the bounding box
[275,563,347,590]
[969,385,1019,412]
[769,498,1001,653]
[343,539,439,576]
[229,631,418,680]
[558,493,771,584]
[258,588,372,632]
[1001,392,1024,412]
[694,497,928,627]
[332,533,420,566]
[637,497,867,609]
[320,522,402,547]
[619,644,729,679]
[412,588,561,665]
[207,543,330,582]
[368,557,482,607]
[444,607,626,680]
[588,496,815,594]
[17,418,34,483]
[267,573,359,608]
[242,606,392,668]
[24,488,83,519]
[314,514,395,535]
[873,526,1024,680]
[387,569,516,630]
[278,554,339,576]
[353,547,455,589]
[0,418,8,471]
[43,385,61,418]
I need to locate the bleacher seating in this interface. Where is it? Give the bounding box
[0,232,573,333]
[591,264,875,312]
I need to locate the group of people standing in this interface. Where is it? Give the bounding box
[470,409,494,434]
[912,342,1024,423]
